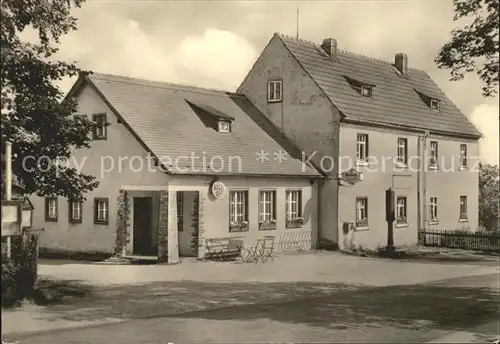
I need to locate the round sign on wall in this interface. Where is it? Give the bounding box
[211,180,225,199]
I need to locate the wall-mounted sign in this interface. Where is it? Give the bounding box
[210,180,225,199]
[341,168,362,185]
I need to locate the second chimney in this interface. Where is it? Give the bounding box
[394,53,408,74]
[322,38,337,59]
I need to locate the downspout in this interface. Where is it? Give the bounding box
[417,131,429,231]
[417,137,421,230]
[422,131,429,229]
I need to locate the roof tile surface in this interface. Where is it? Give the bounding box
[87,73,320,177]
[276,33,481,138]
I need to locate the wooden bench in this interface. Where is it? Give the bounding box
[204,237,244,261]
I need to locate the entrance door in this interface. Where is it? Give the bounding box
[177,191,197,257]
[133,197,155,256]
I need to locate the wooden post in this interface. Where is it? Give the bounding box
[4,141,13,259]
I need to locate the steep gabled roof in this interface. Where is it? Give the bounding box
[275,33,482,139]
[77,72,321,177]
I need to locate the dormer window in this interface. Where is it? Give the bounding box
[218,120,231,133]
[343,76,375,97]
[430,99,440,110]
[414,89,442,111]
[361,86,372,97]
[267,80,283,103]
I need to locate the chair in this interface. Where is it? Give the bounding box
[259,236,275,262]
[242,239,265,263]
[227,238,243,261]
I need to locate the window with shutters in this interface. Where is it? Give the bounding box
[94,198,109,225]
[45,197,58,222]
[69,199,83,224]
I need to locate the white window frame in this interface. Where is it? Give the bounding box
[396,196,407,225]
[92,114,107,139]
[229,191,248,230]
[360,85,372,97]
[218,121,231,133]
[430,99,440,110]
[286,190,302,222]
[356,134,369,164]
[429,197,438,224]
[397,138,408,165]
[48,198,57,219]
[355,197,368,229]
[97,200,108,222]
[71,201,82,221]
[429,141,438,169]
[459,144,468,169]
[459,196,468,221]
[267,80,283,102]
[259,190,276,223]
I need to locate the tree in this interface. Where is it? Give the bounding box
[478,163,499,232]
[1,0,99,200]
[436,0,499,97]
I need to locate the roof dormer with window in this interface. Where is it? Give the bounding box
[344,76,375,98]
[414,89,441,111]
[185,100,235,133]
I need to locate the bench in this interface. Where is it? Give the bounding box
[204,237,244,261]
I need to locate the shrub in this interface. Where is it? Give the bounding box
[1,258,19,307]
[1,234,39,308]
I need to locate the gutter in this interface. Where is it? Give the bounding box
[342,118,482,140]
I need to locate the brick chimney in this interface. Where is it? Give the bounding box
[321,38,337,59]
[394,53,408,74]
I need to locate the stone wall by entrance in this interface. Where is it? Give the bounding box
[157,190,168,263]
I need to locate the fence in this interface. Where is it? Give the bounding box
[418,229,500,253]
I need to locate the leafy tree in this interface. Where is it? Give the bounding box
[436,0,499,97]
[478,163,499,232]
[1,0,98,200]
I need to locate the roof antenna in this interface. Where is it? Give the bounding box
[296,6,300,39]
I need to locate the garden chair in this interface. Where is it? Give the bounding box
[242,239,265,263]
[259,236,275,262]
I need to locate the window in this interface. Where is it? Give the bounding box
[396,197,407,224]
[94,198,109,225]
[267,80,283,102]
[286,190,303,228]
[397,138,408,165]
[356,134,369,163]
[430,99,440,110]
[460,196,468,221]
[429,141,438,169]
[177,191,184,231]
[45,197,58,222]
[92,113,107,140]
[460,144,467,169]
[69,200,82,224]
[74,114,87,121]
[259,190,276,230]
[229,190,249,232]
[218,121,231,133]
[429,197,438,223]
[355,197,368,229]
[360,86,372,97]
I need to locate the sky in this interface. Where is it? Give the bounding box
[28,0,499,165]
